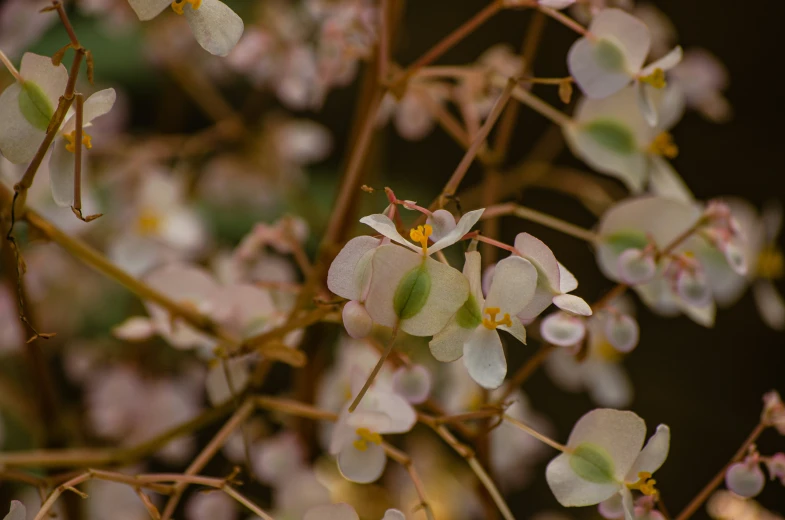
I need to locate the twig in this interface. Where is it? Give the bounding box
[481,202,598,242]
[383,443,436,520]
[502,414,568,453]
[349,326,398,412]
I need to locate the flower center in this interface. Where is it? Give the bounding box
[409,224,433,254]
[482,307,511,330]
[352,427,382,451]
[171,0,201,15]
[639,68,666,89]
[136,208,163,235]
[628,471,659,496]
[64,131,92,153]
[757,246,784,280]
[648,132,678,159]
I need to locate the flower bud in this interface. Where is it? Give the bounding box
[604,313,640,353]
[618,248,656,285]
[764,453,785,485]
[676,268,711,307]
[426,209,457,242]
[762,391,785,435]
[342,300,373,339]
[725,459,765,498]
[393,364,432,404]
[541,312,586,347]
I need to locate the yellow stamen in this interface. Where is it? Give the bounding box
[482,307,512,330]
[758,247,784,280]
[171,0,201,15]
[628,471,659,496]
[640,68,667,89]
[409,224,433,254]
[136,209,162,235]
[352,427,383,451]
[594,340,622,362]
[648,132,678,159]
[63,131,93,153]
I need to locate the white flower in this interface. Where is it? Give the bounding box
[546,409,670,520]
[430,250,537,389]
[329,379,416,483]
[304,504,405,520]
[2,500,24,520]
[567,8,682,125]
[564,84,690,200]
[513,233,592,321]
[127,0,243,56]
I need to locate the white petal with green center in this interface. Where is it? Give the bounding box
[485,256,537,315]
[328,236,381,300]
[429,316,473,362]
[625,424,670,480]
[62,88,117,134]
[360,213,420,252]
[546,452,621,506]
[402,256,470,336]
[304,504,359,520]
[428,208,484,254]
[591,10,650,74]
[0,83,45,163]
[19,53,68,108]
[127,0,171,20]
[49,136,76,207]
[463,326,506,389]
[566,409,646,481]
[553,294,592,316]
[184,0,244,57]
[337,439,387,484]
[568,37,633,99]
[618,248,656,285]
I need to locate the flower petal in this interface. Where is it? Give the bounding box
[337,441,387,484]
[360,213,420,252]
[49,137,75,207]
[604,314,639,353]
[463,327,507,389]
[393,364,432,404]
[517,284,558,322]
[565,408,647,481]
[426,209,457,242]
[0,82,46,163]
[753,281,785,330]
[4,501,25,520]
[641,46,683,77]
[464,250,484,303]
[591,9,651,75]
[648,156,693,203]
[553,294,593,316]
[568,36,633,99]
[112,316,156,341]
[184,0,244,57]
[546,452,621,507]
[327,236,381,300]
[428,208,484,254]
[498,316,527,345]
[541,312,586,347]
[304,504,359,520]
[19,52,69,106]
[126,0,171,20]
[559,263,579,293]
[354,388,416,434]
[429,316,473,362]
[514,233,561,291]
[621,487,635,520]
[636,81,658,127]
[382,510,406,520]
[485,256,538,315]
[625,424,670,480]
[62,88,116,134]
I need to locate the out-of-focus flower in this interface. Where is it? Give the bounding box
[378,78,450,141]
[670,49,731,123]
[1,501,24,520]
[763,391,785,435]
[565,84,689,200]
[541,311,587,348]
[329,375,416,483]
[707,490,785,520]
[725,453,765,498]
[0,1,57,60]
[430,250,536,389]
[304,503,405,520]
[546,409,670,520]
[185,490,237,520]
[764,453,785,485]
[127,0,243,56]
[85,479,151,520]
[567,9,682,125]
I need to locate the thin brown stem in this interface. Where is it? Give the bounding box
[382,443,436,520]
[674,422,767,520]
[502,414,568,453]
[481,202,598,242]
[349,326,398,412]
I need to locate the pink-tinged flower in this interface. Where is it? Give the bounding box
[725,454,765,498]
[304,504,405,520]
[595,196,723,327]
[272,466,332,518]
[764,453,785,486]
[763,391,785,435]
[541,311,587,348]
[513,233,592,321]
[127,0,243,56]
[378,78,450,141]
[430,250,537,389]
[546,409,670,520]
[329,376,416,483]
[564,84,689,200]
[568,9,682,125]
[185,490,237,520]
[670,49,731,123]
[707,490,785,520]
[0,1,57,60]
[1,501,24,520]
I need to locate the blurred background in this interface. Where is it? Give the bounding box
[0,0,783,518]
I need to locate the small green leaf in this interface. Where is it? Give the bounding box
[569,443,616,484]
[594,39,625,72]
[393,265,431,320]
[455,293,482,329]
[605,231,649,255]
[583,120,637,155]
[18,80,54,131]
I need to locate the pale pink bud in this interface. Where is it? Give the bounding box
[342,300,373,339]
[392,364,432,404]
[725,459,765,498]
[762,391,785,435]
[604,313,640,353]
[541,312,586,347]
[618,248,656,285]
[676,267,711,307]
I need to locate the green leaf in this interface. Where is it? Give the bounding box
[594,39,625,72]
[605,231,649,255]
[18,80,54,131]
[569,443,616,484]
[583,120,637,155]
[393,265,431,320]
[455,293,482,329]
